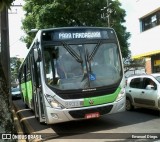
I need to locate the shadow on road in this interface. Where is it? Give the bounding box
[51,108,159,138]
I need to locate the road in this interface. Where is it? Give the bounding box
[13,99,160,142]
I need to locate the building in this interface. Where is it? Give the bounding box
[132,0,160,74]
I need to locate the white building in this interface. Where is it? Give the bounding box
[131,0,160,73]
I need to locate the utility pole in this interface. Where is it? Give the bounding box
[0,1,23,133]
[0,6,15,134]
[106,0,110,27]
[0,2,22,86]
[0,6,10,85]
[101,0,115,27]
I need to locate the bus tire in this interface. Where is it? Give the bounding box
[35,91,46,124]
[21,95,28,108]
[34,94,39,119]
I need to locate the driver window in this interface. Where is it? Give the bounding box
[143,78,156,90]
[44,51,53,83]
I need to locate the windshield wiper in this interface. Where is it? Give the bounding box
[88,40,102,61]
[61,41,83,63]
[83,41,102,87]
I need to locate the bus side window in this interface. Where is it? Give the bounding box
[32,50,41,89]
[36,62,41,88]
[24,65,27,82]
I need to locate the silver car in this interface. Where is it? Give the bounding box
[125,74,160,111]
[11,87,21,99]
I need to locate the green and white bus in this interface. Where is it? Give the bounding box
[19,27,125,124]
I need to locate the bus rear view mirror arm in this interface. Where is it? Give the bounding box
[34,48,41,62]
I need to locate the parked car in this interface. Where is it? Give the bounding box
[11,87,21,100]
[125,74,160,111]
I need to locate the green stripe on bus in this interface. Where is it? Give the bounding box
[26,80,33,103]
[20,80,33,104]
[21,83,27,101]
[84,87,121,106]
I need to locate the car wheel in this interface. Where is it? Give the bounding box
[126,98,133,111]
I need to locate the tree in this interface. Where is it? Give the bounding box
[0,0,16,136]
[22,0,130,58]
[124,58,145,74]
[123,51,146,74]
[10,57,22,85]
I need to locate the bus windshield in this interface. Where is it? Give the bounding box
[43,42,122,90]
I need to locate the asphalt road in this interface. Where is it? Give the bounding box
[13,99,160,142]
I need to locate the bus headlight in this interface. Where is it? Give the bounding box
[116,88,125,102]
[45,94,64,109]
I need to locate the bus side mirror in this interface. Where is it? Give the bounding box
[34,48,41,62]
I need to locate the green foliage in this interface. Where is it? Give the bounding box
[22,0,130,58]
[124,57,145,73]
[10,57,22,82]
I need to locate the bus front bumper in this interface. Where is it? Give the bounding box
[45,96,125,124]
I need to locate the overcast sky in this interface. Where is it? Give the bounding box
[9,0,27,58]
[119,0,140,56]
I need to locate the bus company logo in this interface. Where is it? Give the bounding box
[89,99,94,105]
[82,88,96,92]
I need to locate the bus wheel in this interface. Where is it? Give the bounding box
[32,95,37,118]
[35,100,40,121]
[34,95,39,119]
[126,98,133,111]
[36,92,46,124]
[21,93,24,102]
[21,95,28,108]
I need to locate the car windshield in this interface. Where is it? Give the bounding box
[154,76,160,82]
[11,88,20,92]
[43,42,122,90]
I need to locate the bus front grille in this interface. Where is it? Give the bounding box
[57,87,117,99]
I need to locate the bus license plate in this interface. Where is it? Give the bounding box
[85,112,100,119]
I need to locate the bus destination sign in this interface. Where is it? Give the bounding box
[52,30,110,40]
[42,29,113,41]
[58,32,101,39]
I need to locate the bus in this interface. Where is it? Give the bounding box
[19,27,126,124]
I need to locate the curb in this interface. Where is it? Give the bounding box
[12,108,27,142]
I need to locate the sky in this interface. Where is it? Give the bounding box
[9,0,137,58]
[9,0,27,58]
[119,0,140,56]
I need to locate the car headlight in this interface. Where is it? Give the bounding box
[116,87,125,102]
[45,94,64,109]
